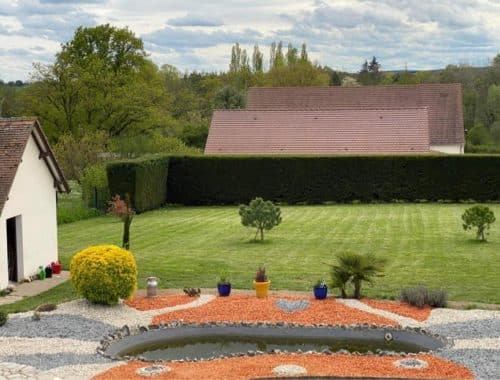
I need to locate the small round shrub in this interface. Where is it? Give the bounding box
[0,311,7,326]
[70,245,137,305]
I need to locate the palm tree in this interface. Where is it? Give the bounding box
[331,252,386,299]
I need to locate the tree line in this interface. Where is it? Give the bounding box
[1,24,500,184]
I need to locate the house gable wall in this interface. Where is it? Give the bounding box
[0,135,58,288]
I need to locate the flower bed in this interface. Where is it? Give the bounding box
[125,295,194,311]
[152,295,398,326]
[93,353,473,380]
[362,299,432,322]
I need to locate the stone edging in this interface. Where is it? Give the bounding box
[97,321,451,363]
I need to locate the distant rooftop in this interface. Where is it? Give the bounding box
[245,84,464,146]
[205,108,430,155]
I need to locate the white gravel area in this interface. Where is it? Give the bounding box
[0,294,498,379]
[424,308,500,325]
[37,361,125,380]
[48,294,215,327]
[452,338,500,350]
[0,337,96,355]
[336,298,421,327]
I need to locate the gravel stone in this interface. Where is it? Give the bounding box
[0,353,110,371]
[394,358,428,369]
[0,315,116,341]
[136,365,171,376]
[427,318,500,339]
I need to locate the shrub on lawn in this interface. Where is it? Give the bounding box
[0,310,7,326]
[400,285,447,308]
[70,245,137,305]
[239,197,282,241]
[330,252,386,299]
[400,285,428,308]
[462,205,496,241]
[426,289,448,308]
[108,195,135,249]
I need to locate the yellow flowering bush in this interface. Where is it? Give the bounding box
[70,245,137,305]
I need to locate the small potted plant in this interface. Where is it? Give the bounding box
[313,279,328,300]
[253,266,270,298]
[217,273,231,297]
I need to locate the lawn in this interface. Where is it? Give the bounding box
[58,204,500,304]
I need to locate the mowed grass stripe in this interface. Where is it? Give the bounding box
[58,204,500,303]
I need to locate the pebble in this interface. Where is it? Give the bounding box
[272,364,307,376]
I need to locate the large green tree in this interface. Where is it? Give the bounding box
[27,24,164,141]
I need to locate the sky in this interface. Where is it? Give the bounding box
[0,0,499,81]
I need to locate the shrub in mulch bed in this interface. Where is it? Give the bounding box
[92,353,473,380]
[361,299,432,322]
[125,295,195,311]
[152,295,398,326]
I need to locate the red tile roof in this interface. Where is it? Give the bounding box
[205,108,430,155]
[246,84,464,145]
[0,118,69,215]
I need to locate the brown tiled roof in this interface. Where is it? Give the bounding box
[246,84,464,145]
[205,108,430,155]
[0,118,69,215]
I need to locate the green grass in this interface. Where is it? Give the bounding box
[58,204,500,304]
[57,181,101,224]
[0,282,78,314]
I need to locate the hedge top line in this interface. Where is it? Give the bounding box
[106,153,500,166]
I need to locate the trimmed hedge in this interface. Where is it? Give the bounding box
[107,155,500,207]
[107,156,170,213]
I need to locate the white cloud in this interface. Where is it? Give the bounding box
[0,0,499,80]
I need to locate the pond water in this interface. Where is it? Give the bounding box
[104,325,445,361]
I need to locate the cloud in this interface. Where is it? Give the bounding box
[0,0,500,80]
[168,14,223,27]
[143,25,263,51]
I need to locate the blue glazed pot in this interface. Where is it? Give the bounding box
[217,282,231,297]
[313,286,328,300]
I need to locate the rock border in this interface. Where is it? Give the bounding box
[97,321,451,363]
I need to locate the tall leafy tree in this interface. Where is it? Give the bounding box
[486,84,500,126]
[269,42,276,69]
[230,43,242,72]
[213,85,245,109]
[300,43,308,63]
[252,44,263,73]
[27,24,164,140]
[273,41,285,68]
[286,43,298,66]
[368,56,380,73]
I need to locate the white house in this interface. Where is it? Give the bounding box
[0,118,69,289]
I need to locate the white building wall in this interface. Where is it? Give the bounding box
[0,136,58,289]
[430,144,464,154]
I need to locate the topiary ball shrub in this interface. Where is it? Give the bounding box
[0,311,7,326]
[70,245,137,305]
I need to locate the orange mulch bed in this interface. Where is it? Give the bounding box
[152,295,398,326]
[93,353,473,380]
[125,295,195,311]
[362,299,432,322]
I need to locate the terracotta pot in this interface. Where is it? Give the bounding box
[253,280,271,298]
